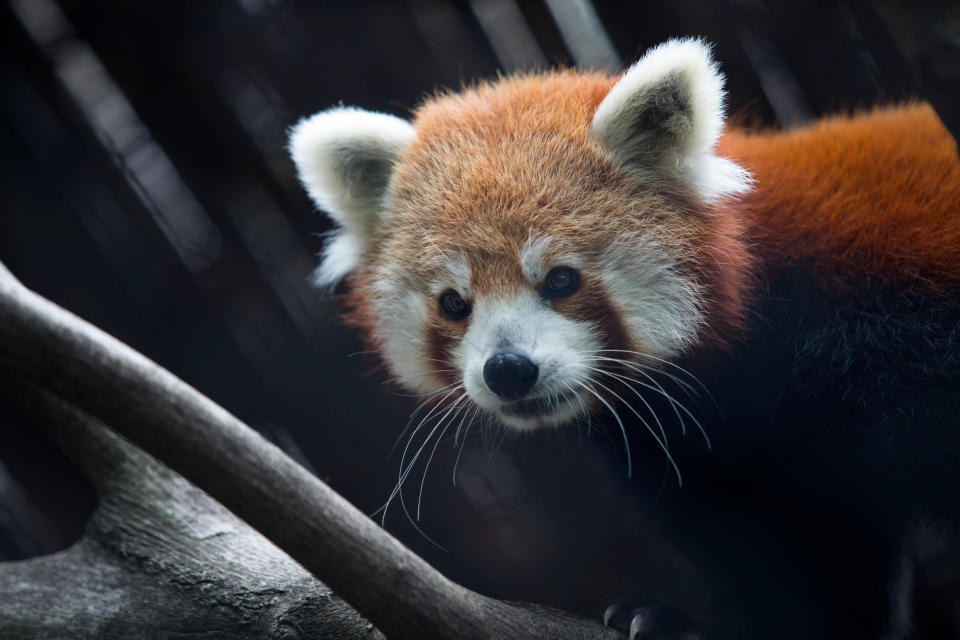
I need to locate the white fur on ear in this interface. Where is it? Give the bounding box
[591,38,750,201]
[288,107,415,286]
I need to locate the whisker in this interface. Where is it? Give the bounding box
[391,388,470,552]
[454,400,478,445]
[585,365,670,448]
[585,356,711,449]
[560,379,592,439]
[387,384,464,458]
[416,380,465,398]
[588,355,703,402]
[576,380,633,479]
[587,375,682,486]
[417,396,471,520]
[624,368,711,449]
[387,378,462,399]
[452,406,481,486]
[586,356,689,436]
[622,370,710,450]
[635,364,702,401]
[587,355,700,399]
[573,380,593,435]
[398,481,450,552]
[586,356,702,400]
[375,389,464,522]
[347,349,380,358]
[597,348,717,407]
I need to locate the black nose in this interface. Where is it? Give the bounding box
[483,351,539,400]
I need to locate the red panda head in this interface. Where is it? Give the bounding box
[290,39,751,431]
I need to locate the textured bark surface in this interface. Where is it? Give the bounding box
[0,260,619,639]
[1,388,384,639]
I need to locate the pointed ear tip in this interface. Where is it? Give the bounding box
[624,38,718,81]
[652,37,715,58]
[287,107,357,153]
[654,38,719,71]
[288,107,415,152]
[595,38,724,123]
[604,39,722,105]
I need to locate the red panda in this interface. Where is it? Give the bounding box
[289,40,960,640]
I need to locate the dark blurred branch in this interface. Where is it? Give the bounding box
[0,260,618,640]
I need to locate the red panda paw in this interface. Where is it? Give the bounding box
[603,598,717,640]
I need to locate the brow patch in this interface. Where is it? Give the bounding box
[429,251,471,297]
[520,235,552,283]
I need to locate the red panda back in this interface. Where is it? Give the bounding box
[718,104,960,295]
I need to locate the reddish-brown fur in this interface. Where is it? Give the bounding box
[369,71,750,353]
[719,103,960,295]
[345,71,959,373]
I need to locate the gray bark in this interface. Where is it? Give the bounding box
[2,385,385,639]
[0,260,619,640]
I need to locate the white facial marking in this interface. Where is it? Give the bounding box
[372,230,702,433]
[370,264,437,394]
[520,235,552,283]
[428,252,470,297]
[598,235,703,357]
[454,291,600,430]
[520,235,584,287]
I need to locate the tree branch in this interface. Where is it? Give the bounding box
[0,261,618,640]
[1,383,386,639]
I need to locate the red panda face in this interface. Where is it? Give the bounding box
[289,39,751,431]
[368,135,711,430]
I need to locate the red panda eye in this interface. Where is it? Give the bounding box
[440,289,470,320]
[542,266,580,299]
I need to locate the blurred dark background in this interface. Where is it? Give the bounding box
[1,0,958,621]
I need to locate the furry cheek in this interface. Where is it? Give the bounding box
[595,237,705,359]
[369,274,442,395]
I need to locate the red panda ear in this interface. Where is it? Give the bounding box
[590,38,750,202]
[288,107,415,286]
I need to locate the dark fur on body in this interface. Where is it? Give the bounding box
[619,268,960,639]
